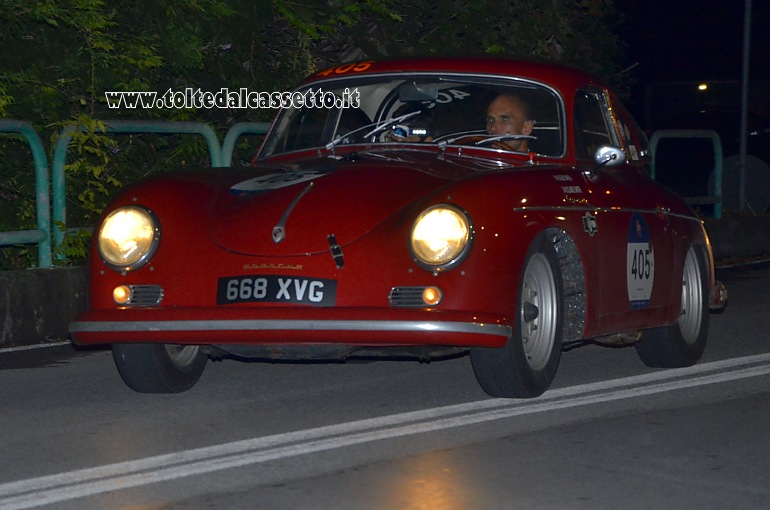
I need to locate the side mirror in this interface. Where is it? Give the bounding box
[594,146,626,167]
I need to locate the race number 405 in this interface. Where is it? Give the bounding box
[626,214,655,309]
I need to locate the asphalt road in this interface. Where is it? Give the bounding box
[1,264,769,509]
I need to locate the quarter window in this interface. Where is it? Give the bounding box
[573,90,616,160]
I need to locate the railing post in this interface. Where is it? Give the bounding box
[221,122,271,166]
[0,120,52,268]
[649,129,723,219]
[51,120,224,253]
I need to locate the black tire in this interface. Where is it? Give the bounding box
[635,246,709,368]
[471,233,564,398]
[112,343,207,393]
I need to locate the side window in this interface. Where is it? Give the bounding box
[614,101,651,169]
[573,90,615,160]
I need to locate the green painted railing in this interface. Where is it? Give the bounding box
[3,119,271,266]
[0,120,53,268]
[649,129,723,219]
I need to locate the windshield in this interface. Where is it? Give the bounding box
[258,73,564,159]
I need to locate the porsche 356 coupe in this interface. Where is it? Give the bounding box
[70,58,726,397]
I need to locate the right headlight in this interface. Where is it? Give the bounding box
[410,204,472,271]
[98,205,160,271]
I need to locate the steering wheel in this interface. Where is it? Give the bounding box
[472,134,537,146]
[438,133,537,148]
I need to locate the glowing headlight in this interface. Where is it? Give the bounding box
[410,205,472,270]
[98,206,160,271]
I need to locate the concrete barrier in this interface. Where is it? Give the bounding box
[0,266,86,348]
[704,216,770,261]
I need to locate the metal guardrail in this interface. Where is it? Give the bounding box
[3,119,271,266]
[649,129,723,219]
[0,120,53,268]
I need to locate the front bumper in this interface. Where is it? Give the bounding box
[69,306,512,348]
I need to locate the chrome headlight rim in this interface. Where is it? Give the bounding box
[98,205,161,272]
[409,204,473,272]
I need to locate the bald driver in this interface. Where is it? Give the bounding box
[485,93,535,152]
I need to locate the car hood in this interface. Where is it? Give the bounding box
[210,150,482,256]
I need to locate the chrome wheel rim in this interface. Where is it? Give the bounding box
[520,253,558,371]
[679,247,704,344]
[164,345,201,368]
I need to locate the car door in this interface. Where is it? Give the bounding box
[573,88,675,335]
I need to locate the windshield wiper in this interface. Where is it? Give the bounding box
[325,110,422,150]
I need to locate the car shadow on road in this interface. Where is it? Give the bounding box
[0,342,108,370]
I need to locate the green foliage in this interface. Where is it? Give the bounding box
[53,222,92,263]
[0,0,237,267]
[54,116,118,216]
[269,0,622,81]
[0,0,623,268]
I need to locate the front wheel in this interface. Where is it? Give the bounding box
[471,233,564,398]
[635,246,709,367]
[112,343,207,393]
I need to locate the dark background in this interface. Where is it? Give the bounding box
[621,1,770,122]
[623,1,769,82]
[619,1,770,213]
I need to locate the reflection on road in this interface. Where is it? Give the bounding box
[386,451,470,510]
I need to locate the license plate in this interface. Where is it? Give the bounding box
[217,275,337,306]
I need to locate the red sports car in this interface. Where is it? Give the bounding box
[70,58,726,398]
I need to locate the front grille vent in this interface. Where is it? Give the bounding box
[388,286,428,307]
[128,285,164,306]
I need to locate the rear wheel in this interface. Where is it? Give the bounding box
[635,246,709,367]
[471,233,563,398]
[112,343,207,393]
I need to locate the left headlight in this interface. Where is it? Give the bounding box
[410,204,472,271]
[98,205,160,271]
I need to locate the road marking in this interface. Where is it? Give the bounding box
[2,352,770,509]
[0,341,70,355]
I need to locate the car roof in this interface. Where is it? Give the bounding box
[304,57,606,92]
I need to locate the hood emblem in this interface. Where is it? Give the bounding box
[272,226,286,243]
[272,181,314,244]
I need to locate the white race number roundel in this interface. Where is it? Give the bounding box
[626,213,654,309]
[230,171,325,195]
